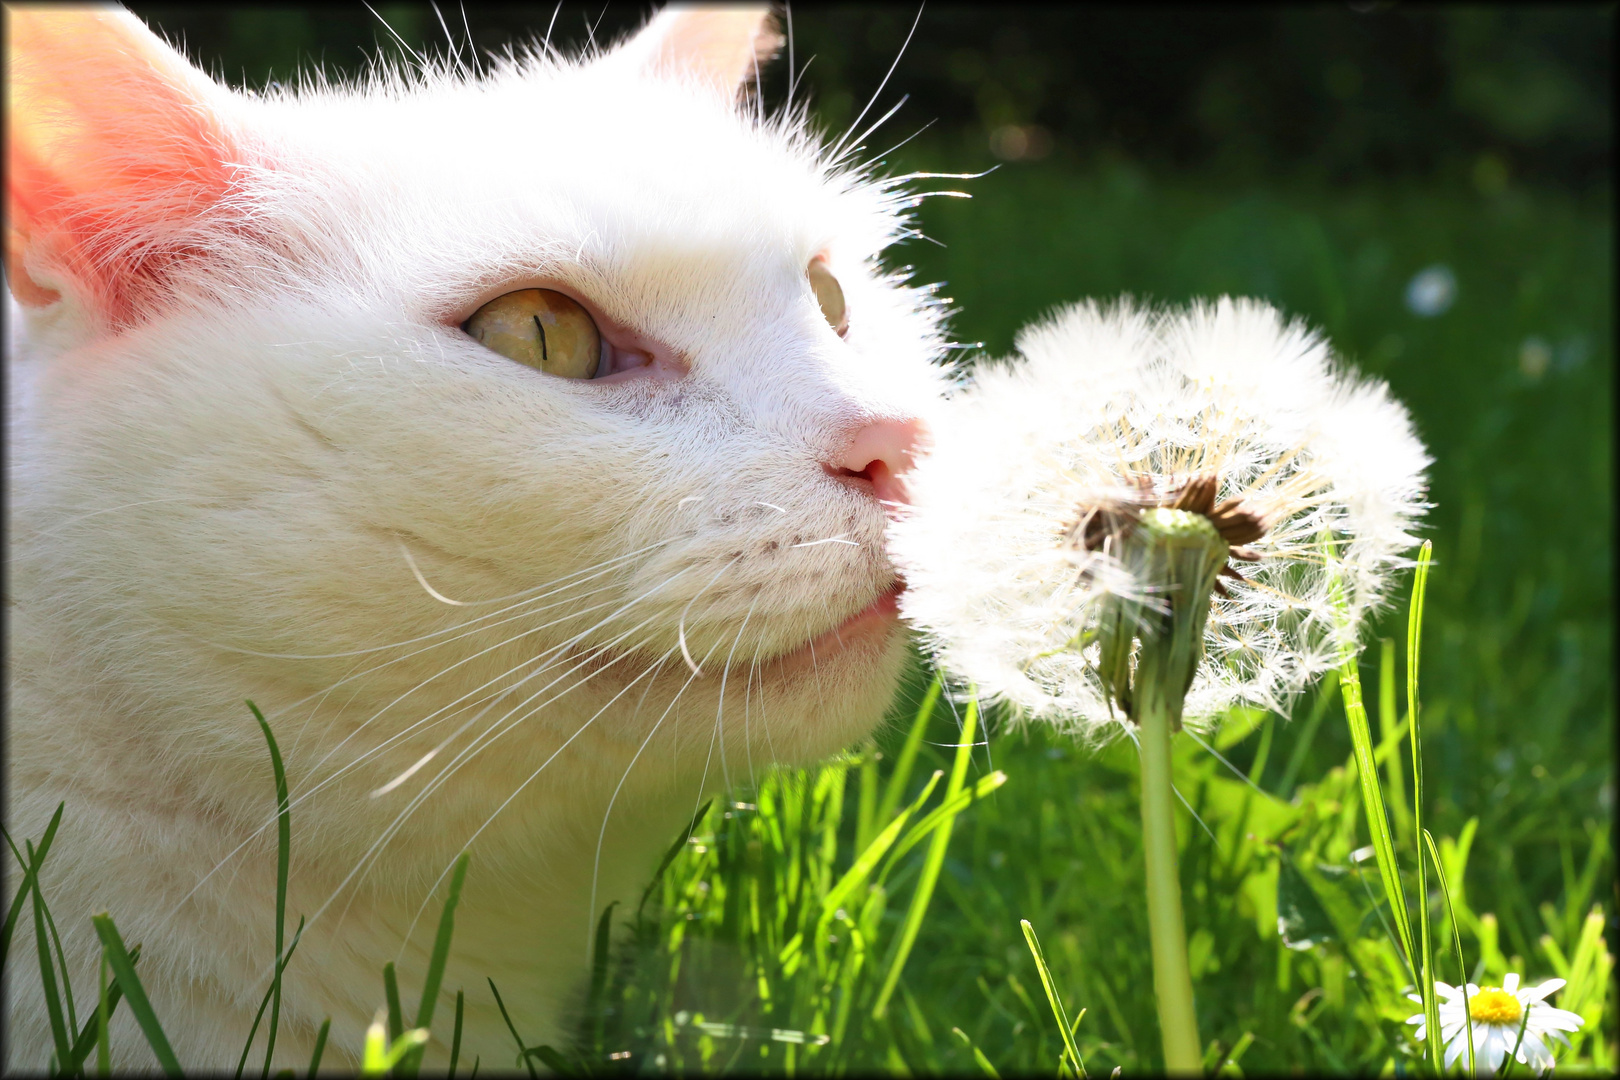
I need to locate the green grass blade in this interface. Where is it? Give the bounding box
[361,1011,430,1076]
[384,962,404,1044]
[1406,541,1440,1073]
[883,770,1007,872]
[92,913,183,1076]
[1377,638,1413,845]
[875,674,943,828]
[401,852,469,1077]
[1,801,64,973]
[248,702,292,1080]
[32,869,74,1072]
[1424,829,1475,1075]
[382,1033,430,1074]
[857,739,882,853]
[586,899,619,1055]
[1406,543,1431,758]
[487,978,538,1079]
[950,1027,1002,1078]
[447,991,464,1079]
[1337,646,1418,985]
[872,689,979,1020]
[823,769,941,918]
[40,867,78,1036]
[70,943,140,1072]
[306,1018,330,1079]
[1501,1010,1533,1079]
[236,919,307,1080]
[638,800,711,917]
[1021,919,1085,1078]
[97,951,112,1077]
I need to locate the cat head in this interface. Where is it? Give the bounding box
[7,5,947,823]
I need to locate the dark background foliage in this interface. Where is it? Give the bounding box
[129,4,1610,192]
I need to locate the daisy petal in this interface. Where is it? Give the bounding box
[1518,1031,1552,1071]
[1443,1032,1466,1069]
[1531,1005,1584,1031]
[1476,1024,1506,1074]
[1518,977,1564,1004]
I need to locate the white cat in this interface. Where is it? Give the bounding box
[5,4,947,1070]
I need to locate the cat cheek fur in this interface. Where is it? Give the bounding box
[6,3,949,1069]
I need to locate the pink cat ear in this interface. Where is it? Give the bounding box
[615,3,783,96]
[4,5,240,327]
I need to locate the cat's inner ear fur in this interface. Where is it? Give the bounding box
[3,6,239,328]
[612,3,784,97]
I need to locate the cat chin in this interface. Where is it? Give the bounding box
[761,581,905,679]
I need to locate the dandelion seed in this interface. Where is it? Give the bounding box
[889,296,1430,740]
[1407,975,1583,1074]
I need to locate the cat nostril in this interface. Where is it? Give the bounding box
[827,417,930,509]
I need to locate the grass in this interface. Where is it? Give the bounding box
[4,162,1611,1073]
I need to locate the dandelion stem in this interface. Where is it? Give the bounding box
[1137,680,1203,1073]
[1096,506,1220,1073]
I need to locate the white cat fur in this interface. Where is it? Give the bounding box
[5,5,948,1070]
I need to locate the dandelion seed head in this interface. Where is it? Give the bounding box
[889,297,1431,739]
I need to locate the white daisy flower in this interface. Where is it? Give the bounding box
[1407,975,1584,1074]
[889,296,1430,737]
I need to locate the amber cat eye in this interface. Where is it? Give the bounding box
[464,289,602,379]
[808,258,848,336]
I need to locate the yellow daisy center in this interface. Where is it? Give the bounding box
[1469,987,1523,1024]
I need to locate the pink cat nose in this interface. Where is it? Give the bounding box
[827,416,930,509]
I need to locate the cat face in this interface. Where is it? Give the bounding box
[7,7,946,841]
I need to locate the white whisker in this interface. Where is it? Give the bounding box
[370,747,437,797]
[844,93,911,164]
[790,535,859,548]
[745,641,771,786]
[829,3,923,162]
[676,554,744,676]
[678,622,702,677]
[398,539,469,606]
[708,596,759,802]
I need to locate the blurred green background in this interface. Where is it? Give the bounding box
[122,4,1613,1071]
